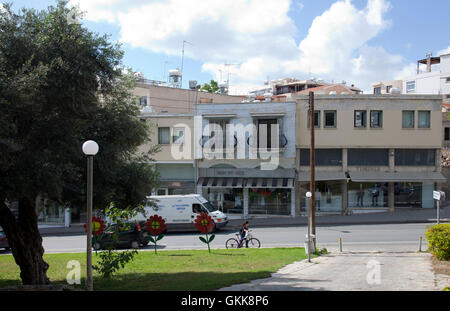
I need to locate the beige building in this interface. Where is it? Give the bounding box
[133,81,246,114]
[138,113,196,195]
[372,80,403,94]
[294,94,445,214]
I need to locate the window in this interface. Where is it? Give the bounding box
[307,111,321,128]
[402,111,415,128]
[300,149,342,166]
[373,87,381,94]
[158,127,170,144]
[406,81,415,93]
[324,111,337,128]
[348,149,389,166]
[446,77,450,83]
[370,111,383,128]
[354,111,367,128]
[207,119,230,151]
[386,85,392,94]
[172,127,185,144]
[395,149,435,166]
[257,119,279,149]
[445,128,450,141]
[418,111,431,128]
[139,96,148,107]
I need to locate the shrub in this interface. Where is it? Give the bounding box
[425,224,450,261]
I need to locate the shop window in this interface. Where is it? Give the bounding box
[445,128,450,141]
[348,183,388,208]
[249,188,291,216]
[300,149,342,166]
[348,149,389,166]
[354,111,367,128]
[302,181,343,212]
[395,149,435,166]
[370,111,383,128]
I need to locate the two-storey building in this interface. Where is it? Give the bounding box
[294,94,445,214]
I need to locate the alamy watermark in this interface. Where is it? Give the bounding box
[170,116,283,170]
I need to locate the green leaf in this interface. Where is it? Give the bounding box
[199,236,207,244]
[156,234,164,241]
[148,236,155,243]
[208,234,215,243]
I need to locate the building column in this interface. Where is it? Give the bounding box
[243,187,249,219]
[342,148,348,172]
[388,182,395,212]
[291,187,296,217]
[389,148,395,172]
[341,180,348,215]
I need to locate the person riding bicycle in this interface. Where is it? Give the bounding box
[239,221,249,248]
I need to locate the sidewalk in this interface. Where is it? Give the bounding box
[38,207,450,237]
[219,251,450,291]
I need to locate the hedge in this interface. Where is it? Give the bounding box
[425,224,450,261]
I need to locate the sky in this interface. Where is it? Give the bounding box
[5,0,450,94]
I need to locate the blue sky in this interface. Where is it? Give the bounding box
[5,0,450,93]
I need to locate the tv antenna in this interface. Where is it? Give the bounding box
[180,40,193,88]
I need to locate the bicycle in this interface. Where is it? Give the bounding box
[225,230,260,249]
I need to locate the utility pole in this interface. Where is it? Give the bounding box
[309,91,316,250]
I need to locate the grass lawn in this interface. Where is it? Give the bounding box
[0,248,311,291]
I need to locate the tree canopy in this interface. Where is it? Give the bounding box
[0,1,159,284]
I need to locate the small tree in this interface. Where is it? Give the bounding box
[92,205,143,279]
[200,80,220,93]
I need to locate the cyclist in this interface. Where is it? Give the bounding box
[238,221,249,248]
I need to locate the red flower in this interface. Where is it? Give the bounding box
[194,212,215,234]
[145,215,166,236]
[83,217,106,236]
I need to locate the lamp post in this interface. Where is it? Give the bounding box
[82,140,99,292]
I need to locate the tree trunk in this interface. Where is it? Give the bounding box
[0,196,50,285]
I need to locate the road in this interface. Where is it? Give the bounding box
[24,222,431,254]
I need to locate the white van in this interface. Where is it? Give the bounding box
[133,194,228,232]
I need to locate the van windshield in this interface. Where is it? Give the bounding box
[202,201,217,213]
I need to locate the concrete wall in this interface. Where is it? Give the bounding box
[133,84,246,114]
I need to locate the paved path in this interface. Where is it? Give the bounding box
[219,251,450,291]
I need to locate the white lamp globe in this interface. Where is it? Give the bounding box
[82,140,99,156]
[306,192,312,198]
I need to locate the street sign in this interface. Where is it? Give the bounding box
[433,191,441,200]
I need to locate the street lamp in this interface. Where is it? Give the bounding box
[82,140,99,291]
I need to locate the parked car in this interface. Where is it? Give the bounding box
[0,227,10,251]
[93,221,149,250]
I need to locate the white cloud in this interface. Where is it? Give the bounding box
[72,0,412,94]
[438,46,450,56]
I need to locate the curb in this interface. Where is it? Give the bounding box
[38,218,450,236]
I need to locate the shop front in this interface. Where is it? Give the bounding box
[198,168,296,217]
[348,171,445,210]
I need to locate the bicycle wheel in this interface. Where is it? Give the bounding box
[226,238,240,249]
[246,238,260,248]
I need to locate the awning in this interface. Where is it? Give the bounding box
[298,171,348,182]
[349,171,447,182]
[197,177,244,188]
[246,178,294,188]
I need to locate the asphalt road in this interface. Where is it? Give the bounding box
[0,222,428,255]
